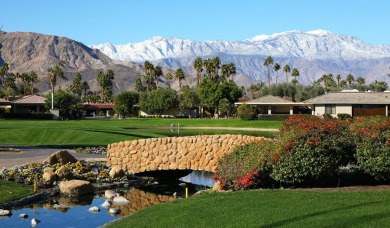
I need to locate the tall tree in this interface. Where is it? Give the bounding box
[274,63,280,84]
[291,68,300,85]
[81,81,89,100]
[263,56,273,87]
[69,72,83,97]
[346,74,355,88]
[193,57,203,86]
[135,77,144,92]
[154,66,163,89]
[283,64,291,83]
[47,62,65,109]
[0,62,9,98]
[28,71,38,95]
[114,91,139,118]
[221,63,236,82]
[356,76,365,85]
[336,74,341,88]
[97,69,115,102]
[175,68,185,90]
[141,73,154,92]
[144,61,155,75]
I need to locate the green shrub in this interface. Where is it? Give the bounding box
[271,115,355,185]
[237,104,255,120]
[337,113,352,120]
[322,113,333,119]
[214,140,278,190]
[350,117,390,180]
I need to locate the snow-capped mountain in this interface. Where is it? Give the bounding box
[91,30,390,62]
[90,30,390,85]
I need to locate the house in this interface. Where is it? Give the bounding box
[12,95,47,113]
[235,95,311,115]
[303,92,390,117]
[83,103,114,117]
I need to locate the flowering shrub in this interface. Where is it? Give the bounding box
[0,160,130,188]
[214,141,278,190]
[74,146,107,154]
[271,115,355,184]
[350,116,390,180]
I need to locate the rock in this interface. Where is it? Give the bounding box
[42,167,56,185]
[88,206,100,213]
[212,181,222,192]
[104,190,118,199]
[59,180,94,196]
[109,166,125,179]
[53,204,71,209]
[18,213,28,219]
[55,166,73,180]
[109,208,120,214]
[0,209,11,216]
[42,150,77,165]
[31,218,39,227]
[113,196,130,205]
[101,200,112,208]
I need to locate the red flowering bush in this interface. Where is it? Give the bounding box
[271,115,355,184]
[214,140,278,190]
[350,116,390,180]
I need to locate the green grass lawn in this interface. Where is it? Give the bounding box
[0,179,34,204]
[0,118,280,147]
[108,189,390,227]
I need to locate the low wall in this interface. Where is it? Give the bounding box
[107,134,266,174]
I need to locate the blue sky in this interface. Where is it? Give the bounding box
[1,0,389,45]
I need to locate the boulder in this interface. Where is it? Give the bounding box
[109,166,125,179]
[42,150,77,165]
[88,206,100,213]
[59,180,94,196]
[104,190,118,199]
[113,196,130,205]
[18,213,28,219]
[0,209,11,216]
[109,208,120,214]
[42,167,56,185]
[55,166,73,180]
[101,200,112,208]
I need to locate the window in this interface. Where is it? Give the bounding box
[325,105,336,114]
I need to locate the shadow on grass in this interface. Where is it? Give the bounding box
[262,201,382,227]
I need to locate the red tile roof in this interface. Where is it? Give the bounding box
[84,103,114,109]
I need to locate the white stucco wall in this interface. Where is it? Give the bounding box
[314,105,325,116]
[314,104,352,118]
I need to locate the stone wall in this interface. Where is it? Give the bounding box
[107,134,266,174]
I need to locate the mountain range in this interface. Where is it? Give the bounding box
[91,30,390,85]
[0,30,389,95]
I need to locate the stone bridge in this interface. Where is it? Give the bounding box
[107,135,266,174]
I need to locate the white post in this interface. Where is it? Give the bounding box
[290,106,293,115]
[268,106,272,115]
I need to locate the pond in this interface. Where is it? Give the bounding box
[0,171,214,228]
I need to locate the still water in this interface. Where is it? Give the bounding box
[0,171,214,228]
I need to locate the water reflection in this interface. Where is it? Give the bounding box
[180,170,216,187]
[0,172,214,227]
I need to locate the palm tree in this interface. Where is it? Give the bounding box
[291,68,300,85]
[356,76,365,85]
[340,80,347,88]
[81,81,89,100]
[283,64,290,83]
[274,63,280,84]
[263,56,273,87]
[220,63,236,82]
[141,73,154,92]
[97,69,115,102]
[193,57,203,86]
[175,68,185,90]
[336,74,341,88]
[346,74,355,88]
[47,62,65,109]
[154,66,163,89]
[28,71,38,95]
[165,72,173,80]
[144,61,155,75]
